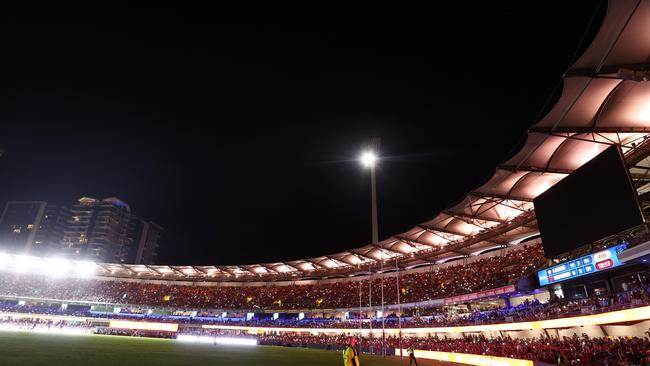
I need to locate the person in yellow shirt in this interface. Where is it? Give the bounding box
[343,336,360,366]
[407,345,418,366]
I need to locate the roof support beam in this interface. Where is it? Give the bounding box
[442,210,506,224]
[303,259,325,270]
[325,255,352,266]
[498,164,574,175]
[191,267,211,276]
[625,137,650,166]
[469,191,534,202]
[418,224,472,238]
[281,262,302,272]
[255,264,279,274]
[220,267,238,276]
[565,62,650,79]
[348,252,373,264]
[394,235,439,248]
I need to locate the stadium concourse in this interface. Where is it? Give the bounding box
[2,0,650,365]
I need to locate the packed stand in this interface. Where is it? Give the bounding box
[193,329,650,365]
[0,281,647,330]
[0,243,546,310]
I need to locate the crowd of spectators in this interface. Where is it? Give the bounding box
[392,334,650,365]
[0,304,648,364]
[167,284,649,329]
[0,276,647,330]
[400,285,650,328]
[0,243,546,310]
[196,329,650,365]
[0,315,92,333]
[94,327,176,338]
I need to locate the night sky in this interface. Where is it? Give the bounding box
[0,3,604,265]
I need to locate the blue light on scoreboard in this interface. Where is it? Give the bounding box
[537,244,626,286]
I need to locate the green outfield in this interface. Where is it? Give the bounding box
[0,332,450,366]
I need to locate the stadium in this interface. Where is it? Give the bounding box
[2,1,650,366]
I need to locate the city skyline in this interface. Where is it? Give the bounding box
[0,197,161,264]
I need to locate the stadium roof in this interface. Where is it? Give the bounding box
[18,0,650,282]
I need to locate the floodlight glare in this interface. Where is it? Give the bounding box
[75,261,96,277]
[45,258,70,277]
[13,255,35,273]
[0,253,9,270]
[360,150,377,168]
[176,335,257,346]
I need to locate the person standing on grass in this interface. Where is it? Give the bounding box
[343,336,360,366]
[407,345,418,366]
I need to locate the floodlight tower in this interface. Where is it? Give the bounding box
[360,145,384,355]
[359,150,379,244]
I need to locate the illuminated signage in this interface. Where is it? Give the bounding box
[109,320,178,332]
[537,245,625,286]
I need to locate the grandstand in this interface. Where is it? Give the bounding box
[2,1,650,365]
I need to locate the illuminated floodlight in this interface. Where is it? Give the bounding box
[298,312,304,320]
[272,313,279,320]
[0,323,91,336]
[214,337,257,346]
[44,258,70,277]
[359,150,377,168]
[0,253,10,270]
[176,335,257,346]
[109,320,178,332]
[74,261,96,277]
[177,335,199,342]
[13,255,36,273]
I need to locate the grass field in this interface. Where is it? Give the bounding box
[0,332,453,366]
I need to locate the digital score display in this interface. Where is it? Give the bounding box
[537,244,626,286]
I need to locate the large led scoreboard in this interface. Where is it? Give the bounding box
[537,244,626,286]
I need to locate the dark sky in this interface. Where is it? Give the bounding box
[0,3,604,265]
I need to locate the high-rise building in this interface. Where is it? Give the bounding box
[0,197,162,264]
[33,204,68,254]
[60,197,137,262]
[0,201,47,253]
[133,220,163,264]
